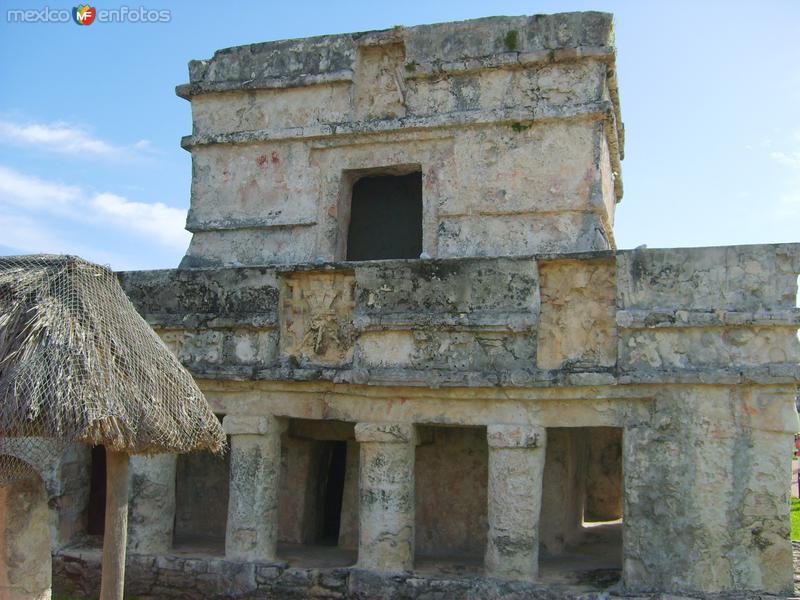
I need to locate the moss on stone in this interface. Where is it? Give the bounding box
[504,30,519,52]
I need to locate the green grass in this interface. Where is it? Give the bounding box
[792,497,800,540]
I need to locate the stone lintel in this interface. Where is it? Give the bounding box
[180,102,613,150]
[487,424,545,448]
[223,415,285,436]
[355,422,417,444]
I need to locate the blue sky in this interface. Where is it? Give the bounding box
[0,0,798,270]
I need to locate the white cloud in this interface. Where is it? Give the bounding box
[0,211,69,254]
[771,151,800,170]
[91,192,189,247]
[0,164,190,252]
[0,119,151,159]
[0,165,81,208]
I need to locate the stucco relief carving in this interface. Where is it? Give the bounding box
[280,271,356,365]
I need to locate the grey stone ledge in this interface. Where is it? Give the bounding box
[180,101,615,149]
[177,13,615,94]
[617,365,800,385]
[353,311,537,333]
[180,362,800,389]
[176,69,355,99]
[142,313,277,329]
[175,47,615,99]
[616,308,800,329]
[186,215,317,233]
[404,45,614,79]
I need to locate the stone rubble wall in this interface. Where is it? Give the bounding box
[52,548,789,600]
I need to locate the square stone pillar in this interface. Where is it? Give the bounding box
[223,415,286,561]
[485,424,546,581]
[354,422,417,572]
[127,453,177,554]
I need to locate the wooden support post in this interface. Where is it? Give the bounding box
[100,450,129,600]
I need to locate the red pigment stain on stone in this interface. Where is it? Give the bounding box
[271,151,280,165]
[256,154,267,166]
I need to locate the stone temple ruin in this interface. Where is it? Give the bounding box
[44,11,798,599]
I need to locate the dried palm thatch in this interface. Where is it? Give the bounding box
[0,254,225,482]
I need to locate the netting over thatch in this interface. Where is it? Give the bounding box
[0,255,225,482]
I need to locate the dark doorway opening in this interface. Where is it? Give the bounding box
[172,436,230,554]
[277,420,358,567]
[319,441,347,545]
[346,171,423,260]
[87,445,106,535]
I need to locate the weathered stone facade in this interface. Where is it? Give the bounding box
[45,11,799,600]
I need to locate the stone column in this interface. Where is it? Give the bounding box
[485,424,546,581]
[223,415,286,561]
[355,422,416,572]
[0,475,51,600]
[127,454,176,554]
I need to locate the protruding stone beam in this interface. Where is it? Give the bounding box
[223,415,286,561]
[127,454,177,554]
[485,424,547,581]
[354,422,417,573]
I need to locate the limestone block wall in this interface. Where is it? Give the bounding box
[120,244,800,392]
[42,442,91,550]
[0,438,90,552]
[616,245,800,378]
[176,13,623,268]
[117,243,800,390]
[623,385,794,594]
[614,245,800,594]
[115,242,799,597]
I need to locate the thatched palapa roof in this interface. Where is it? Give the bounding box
[0,255,225,464]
